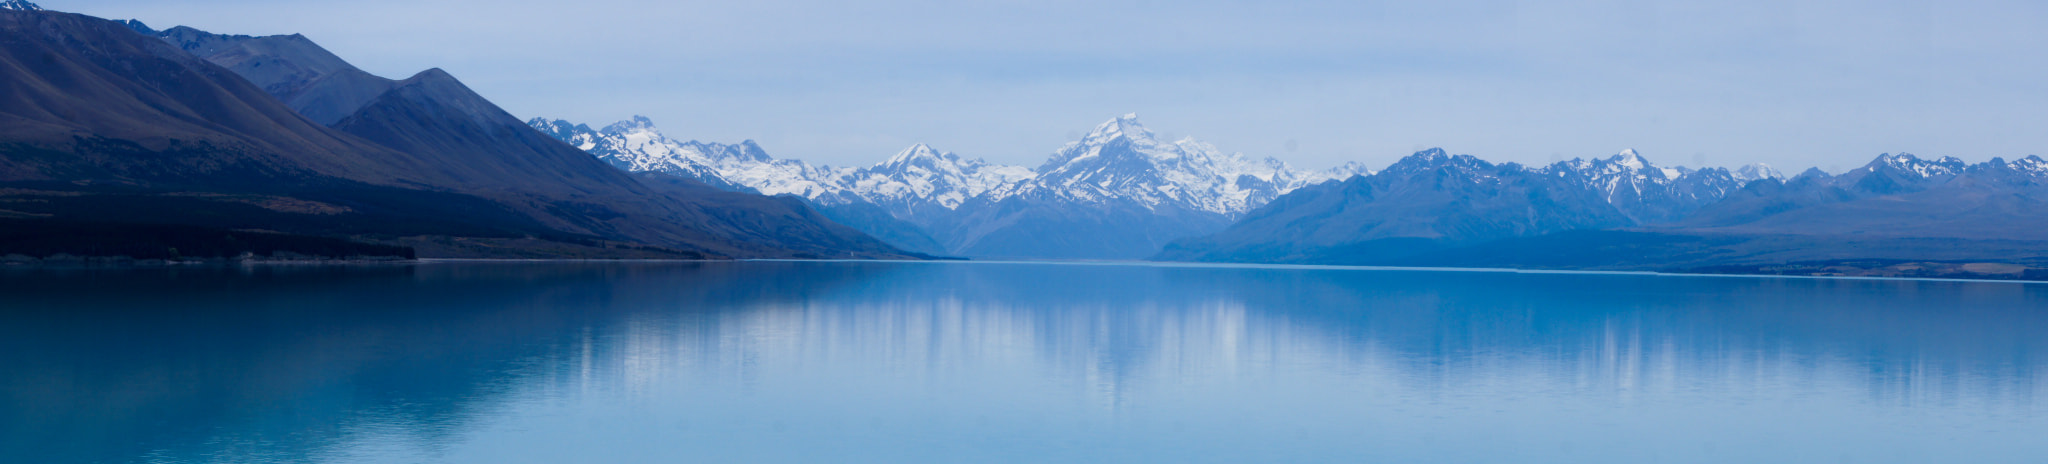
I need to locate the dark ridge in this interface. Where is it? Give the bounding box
[115,19,154,35]
[0,11,915,259]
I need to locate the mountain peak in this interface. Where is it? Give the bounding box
[1733,163,1784,183]
[1867,152,1965,178]
[1614,149,1646,168]
[116,19,155,35]
[2014,156,2048,176]
[406,67,456,82]
[527,118,597,148]
[884,143,946,166]
[1081,113,1154,144]
[0,0,43,11]
[1385,148,1488,174]
[602,116,659,133]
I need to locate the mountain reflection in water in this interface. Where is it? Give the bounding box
[2,261,2042,463]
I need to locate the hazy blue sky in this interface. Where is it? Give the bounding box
[69,0,2048,172]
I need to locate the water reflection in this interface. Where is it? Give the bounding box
[2,262,2044,463]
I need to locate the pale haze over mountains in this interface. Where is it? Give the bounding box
[59,0,2048,171]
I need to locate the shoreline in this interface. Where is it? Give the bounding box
[7,255,2043,285]
[750,258,2048,285]
[0,254,414,268]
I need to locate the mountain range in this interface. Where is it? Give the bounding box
[529,114,1813,262]
[0,4,914,260]
[7,1,2044,277]
[531,114,1369,258]
[1675,153,2048,240]
[1160,148,2048,279]
[1155,148,1771,263]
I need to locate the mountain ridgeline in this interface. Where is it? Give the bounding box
[525,115,1795,263]
[7,2,2044,275]
[533,111,2048,278]
[0,5,914,260]
[1161,149,2048,278]
[530,114,1368,259]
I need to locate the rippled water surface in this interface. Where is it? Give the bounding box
[3,261,2045,463]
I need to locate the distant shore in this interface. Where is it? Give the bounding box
[8,255,2042,284]
[0,253,414,268]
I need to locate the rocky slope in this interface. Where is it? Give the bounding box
[0,6,912,259]
[154,26,394,125]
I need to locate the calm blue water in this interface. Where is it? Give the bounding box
[2,261,2045,463]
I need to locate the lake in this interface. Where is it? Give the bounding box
[3,260,2045,463]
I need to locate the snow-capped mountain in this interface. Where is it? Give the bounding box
[1674,152,2048,242]
[531,114,1360,220]
[1162,146,1842,263]
[0,1,43,11]
[1999,155,2048,178]
[528,116,823,195]
[1545,149,1747,223]
[986,114,1369,217]
[840,143,1035,222]
[529,117,727,185]
[529,114,1369,258]
[1157,147,1636,263]
[1872,153,1967,178]
[1733,163,1785,183]
[531,113,1881,260]
[1169,147,2048,268]
[937,114,1379,258]
[1831,153,1968,196]
[1308,161,1376,184]
[1964,155,2048,190]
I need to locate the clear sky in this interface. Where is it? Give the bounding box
[65,0,2048,173]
